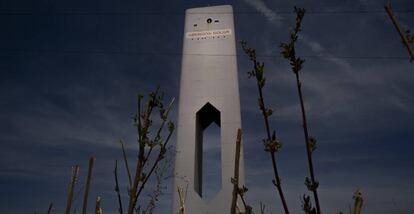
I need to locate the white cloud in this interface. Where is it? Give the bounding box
[299,34,353,72]
[242,0,283,26]
[241,0,354,72]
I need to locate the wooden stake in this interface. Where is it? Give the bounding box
[95,196,102,214]
[82,157,95,214]
[65,165,80,214]
[230,129,242,214]
[352,190,363,214]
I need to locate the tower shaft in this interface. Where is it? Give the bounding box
[172,5,244,214]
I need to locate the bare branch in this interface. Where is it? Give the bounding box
[128,89,160,214]
[126,89,175,213]
[241,40,289,214]
[46,202,53,214]
[280,7,322,214]
[260,202,266,214]
[119,140,133,187]
[114,160,124,214]
[385,1,414,62]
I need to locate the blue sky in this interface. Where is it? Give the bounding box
[1,0,414,213]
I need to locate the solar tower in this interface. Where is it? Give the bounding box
[172,5,245,213]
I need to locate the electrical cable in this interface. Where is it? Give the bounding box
[0,48,409,60]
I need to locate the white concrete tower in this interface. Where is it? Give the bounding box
[172,5,244,214]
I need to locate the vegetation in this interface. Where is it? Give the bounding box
[46,88,175,214]
[240,37,289,214]
[240,6,363,214]
[280,7,321,214]
[125,88,175,214]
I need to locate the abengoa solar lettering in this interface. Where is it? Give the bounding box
[186,29,232,39]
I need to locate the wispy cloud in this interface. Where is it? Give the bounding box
[242,0,283,26]
[299,35,353,71]
[242,0,353,72]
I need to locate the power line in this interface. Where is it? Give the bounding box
[0,48,408,60]
[0,9,413,16]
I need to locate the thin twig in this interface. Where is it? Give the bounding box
[137,94,142,148]
[46,202,53,214]
[114,160,124,214]
[65,165,79,214]
[135,98,175,203]
[127,88,177,214]
[135,129,174,199]
[295,69,321,213]
[128,89,160,214]
[237,190,252,214]
[241,41,290,214]
[137,96,175,184]
[142,143,174,214]
[144,97,175,163]
[120,140,133,187]
[154,97,176,141]
[280,7,321,214]
[260,202,266,214]
[82,157,95,214]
